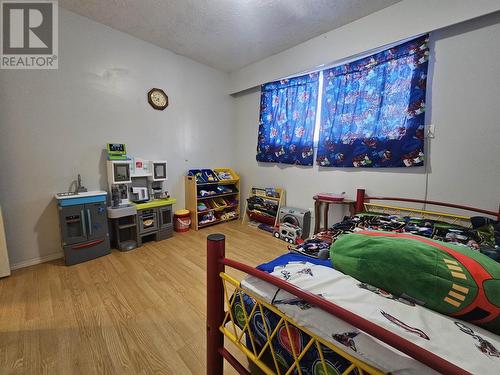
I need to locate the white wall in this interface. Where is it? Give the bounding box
[229,0,500,93]
[233,12,500,223]
[0,8,235,268]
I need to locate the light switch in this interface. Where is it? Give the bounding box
[427,124,435,138]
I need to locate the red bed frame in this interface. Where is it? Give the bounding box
[207,190,499,375]
[354,188,500,221]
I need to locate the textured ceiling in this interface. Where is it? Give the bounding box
[59,0,401,72]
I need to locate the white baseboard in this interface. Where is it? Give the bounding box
[10,251,63,270]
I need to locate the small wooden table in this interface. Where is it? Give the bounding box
[313,196,356,234]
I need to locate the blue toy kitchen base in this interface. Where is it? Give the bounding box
[57,193,111,266]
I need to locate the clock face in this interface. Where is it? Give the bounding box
[148,88,168,110]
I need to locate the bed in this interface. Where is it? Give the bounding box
[207,189,500,375]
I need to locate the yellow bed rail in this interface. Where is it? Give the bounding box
[219,272,384,375]
[363,202,473,227]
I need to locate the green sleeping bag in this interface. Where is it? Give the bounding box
[330,230,500,335]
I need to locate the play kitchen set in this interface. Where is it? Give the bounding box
[55,143,176,265]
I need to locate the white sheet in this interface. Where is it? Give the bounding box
[241,261,500,374]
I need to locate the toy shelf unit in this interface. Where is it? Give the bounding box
[243,186,286,229]
[185,168,240,230]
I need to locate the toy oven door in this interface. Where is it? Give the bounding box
[159,205,172,229]
[138,210,158,234]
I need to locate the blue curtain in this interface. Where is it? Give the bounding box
[317,35,429,168]
[256,73,319,166]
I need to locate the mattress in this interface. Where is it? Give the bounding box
[240,261,500,374]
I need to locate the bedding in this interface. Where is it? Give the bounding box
[234,261,500,374]
[331,231,500,335]
[292,212,500,261]
[229,212,500,373]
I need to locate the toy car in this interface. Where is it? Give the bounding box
[221,211,238,221]
[199,211,216,225]
[273,222,304,245]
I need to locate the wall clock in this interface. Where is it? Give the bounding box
[148,88,168,110]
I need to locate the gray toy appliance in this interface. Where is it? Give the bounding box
[279,206,311,239]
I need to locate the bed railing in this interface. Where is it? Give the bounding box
[355,188,500,221]
[219,272,382,375]
[206,233,470,375]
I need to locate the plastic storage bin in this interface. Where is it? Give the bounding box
[187,169,205,183]
[201,169,219,183]
[213,168,238,184]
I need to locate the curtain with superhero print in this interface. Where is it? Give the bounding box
[256,73,319,166]
[317,35,429,168]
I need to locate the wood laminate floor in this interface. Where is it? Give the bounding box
[0,222,286,374]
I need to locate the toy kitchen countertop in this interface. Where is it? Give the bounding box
[131,197,176,210]
[107,198,176,218]
[55,190,107,205]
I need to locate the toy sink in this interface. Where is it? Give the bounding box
[55,191,108,207]
[107,205,137,219]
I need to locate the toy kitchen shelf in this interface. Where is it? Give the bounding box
[185,168,240,230]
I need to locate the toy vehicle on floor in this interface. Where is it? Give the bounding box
[221,211,238,221]
[273,223,304,245]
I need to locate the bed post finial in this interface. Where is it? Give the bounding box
[355,189,365,213]
[207,233,225,375]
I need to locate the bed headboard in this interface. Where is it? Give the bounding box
[354,188,500,227]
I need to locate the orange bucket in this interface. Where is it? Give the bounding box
[174,209,191,232]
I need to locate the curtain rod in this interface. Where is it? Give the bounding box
[279,33,427,82]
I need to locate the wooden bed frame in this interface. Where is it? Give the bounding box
[207,189,499,375]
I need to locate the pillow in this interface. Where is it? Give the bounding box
[330,231,500,335]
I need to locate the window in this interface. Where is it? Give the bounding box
[256,73,319,166]
[257,35,429,169]
[316,35,429,168]
[313,71,324,146]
